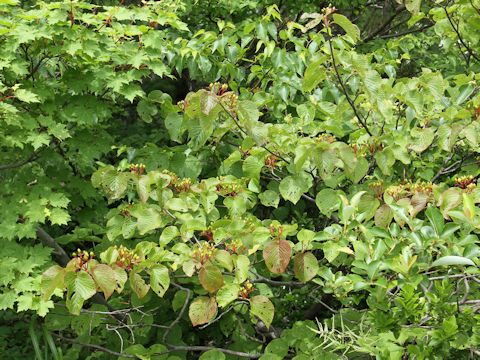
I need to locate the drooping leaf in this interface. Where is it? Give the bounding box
[189,296,217,326]
[199,263,224,293]
[129,272,150,299]
[216,283,241,308]
[149,265,170,297]
[293,252,319,282]
[91,264,116,299]
[250,295,274,328]
[263,240,291,274]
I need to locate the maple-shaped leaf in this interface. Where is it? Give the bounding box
[15,88,40,103]
[27,133,50,150]
[48,208,71,225]
[263,240,291,274]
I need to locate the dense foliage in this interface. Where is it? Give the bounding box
[1,0,480,358]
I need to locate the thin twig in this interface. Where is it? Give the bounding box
[362,5,405,42]
[52,334,136,358]
[443,4,480,63]
[0,150,42,171]
[379,23,433,39]
[327,38,372,136]
[165,344,262,358]
[250,272,303,288]
[199,306,235,329]
[162,282,191,342]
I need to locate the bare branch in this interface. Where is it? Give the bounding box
[362,5,406,42]
[250,272,303,288]
[52,334,136,358]
[162,282,191,342]
[165,344,262,359]
[0,150,41,171]
[443,4,480,63]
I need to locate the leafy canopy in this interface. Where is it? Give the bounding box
[1,0,480,359]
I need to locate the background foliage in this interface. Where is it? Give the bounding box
[1,0,480,359]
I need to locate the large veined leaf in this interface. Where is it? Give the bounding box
[235,255,250,283]
[375,204,393,228]
[71,271,96,300]
[189,296,217,326]
[199,263,224,293]
[41,265,65,300]
[315,188,340,216]
[263,240,292,274]
[129,272,150,299]
[91,264,116,299]
[279,175,311,204]
[302,56,327,92]
[250,295,274,328]
[216,283,241,308]
[294,252,319,282]
[148,265,170,297]
[214,250,233,272]
[409,128,435,153]
[130,205,166,235]
[332,13,360,42]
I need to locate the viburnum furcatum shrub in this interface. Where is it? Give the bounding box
[1,0,480,359]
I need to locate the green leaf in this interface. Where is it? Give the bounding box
[463,193,475,220]
[235,255,250,283]
[259,190,280,208]
[263,240,291,274]
[149,265,170,297]
[409,128,435,153]
[315,189,340,216]
[332,13,360,42]
[199,263,224,293]
[216,283,240,308]
[425,206,444,236]
[279,175,310,204]
[91,264,116,299]
[160,226,179,246]
[455,84,474,105]
[215,250,233,272]
[73,271,96,300]
[405,0,422,14]
[131,206,165,235]
[374,148,395,175]
[41,265,65,300]
[293,252,319,282]
[165,198,189,212]
[375,204,393,228]
[189,296,217,326]
[15,88,40,103]
[48,208,71,226]
[431,256,475,267]
[302,57,326,92]
[264,338,289,357]
[250,295,274,328]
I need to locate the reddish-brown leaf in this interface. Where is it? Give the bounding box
[263,240,291,274]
